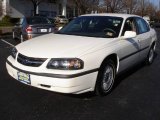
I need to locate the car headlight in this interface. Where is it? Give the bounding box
[11,47,18,59]
[47,58,84,70]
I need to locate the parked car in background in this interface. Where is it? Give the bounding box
[68,17,76,22]
[7,13,157,96]
[12,16,55,42]
[54,15,68,24]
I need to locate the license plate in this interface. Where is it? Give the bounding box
[17,72,31,84]
[40,29,47,32]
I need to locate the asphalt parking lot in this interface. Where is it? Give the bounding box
[0,29,160,120]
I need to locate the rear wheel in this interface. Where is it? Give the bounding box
[95,59,116,96]
[146,46,155,65]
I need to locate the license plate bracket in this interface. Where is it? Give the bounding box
[17,72,31,85]
[40,29,47,32]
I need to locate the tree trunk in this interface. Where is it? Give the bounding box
[33,3,37,16]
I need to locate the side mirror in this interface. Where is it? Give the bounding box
[123,31,136,39]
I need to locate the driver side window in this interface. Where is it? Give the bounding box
[122,18,137,36]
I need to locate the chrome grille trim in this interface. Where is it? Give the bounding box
[17,53,47,67]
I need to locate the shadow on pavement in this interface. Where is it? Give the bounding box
[114,52,158,90]
[64,52,158,99]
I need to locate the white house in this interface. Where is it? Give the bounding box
[1,0,76,18]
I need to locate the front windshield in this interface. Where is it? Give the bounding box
[58,16,123,38]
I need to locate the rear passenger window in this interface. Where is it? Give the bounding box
[136,18,150,34]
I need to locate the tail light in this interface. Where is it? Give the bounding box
[26,26,32,32]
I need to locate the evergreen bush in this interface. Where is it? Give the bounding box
[0,15,13,27]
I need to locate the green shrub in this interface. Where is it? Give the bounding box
[10,18,20,25]
[0,15,13,27]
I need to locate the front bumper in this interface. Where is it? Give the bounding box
[6,57,98,94]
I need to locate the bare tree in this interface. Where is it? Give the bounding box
[145,2,157,18]
[124,0,138,14]
[101,0,160,21]
[74,0,99,15]
[104,0,126,13]
[133,0,155,17]
[155,10,160,21]
[28,0,45,16]
[135,0,151,17]
[140,0,145,16]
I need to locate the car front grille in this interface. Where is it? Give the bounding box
[17,53,47,67]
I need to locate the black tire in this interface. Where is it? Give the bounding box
[95,59,116,96]
[146,46,155,65]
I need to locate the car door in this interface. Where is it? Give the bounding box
[135,17,152,60]
[118,17,140,72]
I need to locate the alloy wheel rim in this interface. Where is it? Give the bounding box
[149,49,154,63]
[102,65,114,91]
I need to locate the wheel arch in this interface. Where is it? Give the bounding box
[151,41,156,51]
[95,53,119,95]
[99,53,119,73]
[150,29,157,51]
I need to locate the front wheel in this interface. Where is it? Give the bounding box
[95,59,116,96]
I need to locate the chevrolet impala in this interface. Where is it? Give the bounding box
[6,13,157,96]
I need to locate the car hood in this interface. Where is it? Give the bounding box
[16,33,113,58]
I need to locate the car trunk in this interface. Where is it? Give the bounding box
[26,24,54,34]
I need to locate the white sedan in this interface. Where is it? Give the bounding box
[6,13,157,96]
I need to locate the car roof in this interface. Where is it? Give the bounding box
[81,13,140,19]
